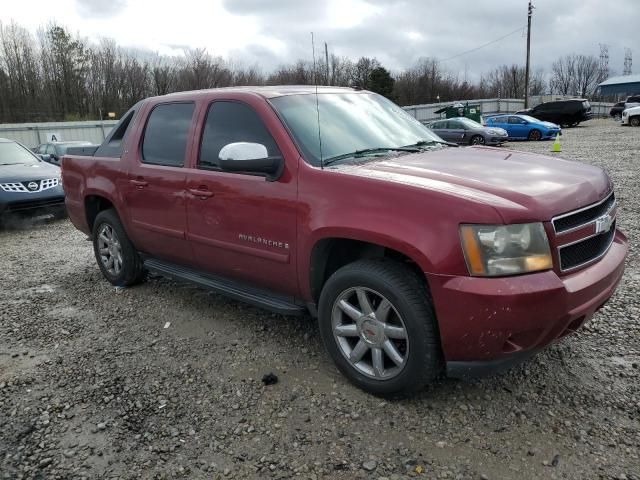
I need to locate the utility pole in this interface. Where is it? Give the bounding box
[324,42,330,85]
[524,1,533,108]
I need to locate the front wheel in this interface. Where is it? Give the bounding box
[92,209,145,287]
[630,117,640,127]
[470,135,485,145]
[528,129,542,141]
[318,259,442,396]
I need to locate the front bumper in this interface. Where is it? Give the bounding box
[486,136,508,145]
[428,229,627,378]
[0,188,66,217]
[543,130,561,139]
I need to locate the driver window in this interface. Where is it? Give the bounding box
[199,101,280,170]
[508,117,523,124]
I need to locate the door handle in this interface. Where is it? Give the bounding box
[130,179,148,188]
[188,188,214,199]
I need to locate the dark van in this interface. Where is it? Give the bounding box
[518,99,593,127]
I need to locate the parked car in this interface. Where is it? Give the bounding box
[517,99,593,127]
[621,106,640,126]
[610,102,626,121]
[624,94,640,110]
[35,141,93,165]
[484,114,561,140]
[427,117,508,145]
[62,86,626,396]
[0,138,65,221]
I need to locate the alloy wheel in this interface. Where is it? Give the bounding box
[97,223,123,276]
[331,287,409,380]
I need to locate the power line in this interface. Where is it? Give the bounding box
[439,25,526,63]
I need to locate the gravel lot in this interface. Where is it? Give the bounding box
[1,118,639,480]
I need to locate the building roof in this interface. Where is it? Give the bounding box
[598,74,640,87]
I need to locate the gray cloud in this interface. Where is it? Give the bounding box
[76,0,127,18]
[223,0,637,80]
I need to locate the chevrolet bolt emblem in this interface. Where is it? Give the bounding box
[595,213,613,234]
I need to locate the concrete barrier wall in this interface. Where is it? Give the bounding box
[0,120,118,148]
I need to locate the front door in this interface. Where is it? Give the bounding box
[185,100,299,296]
[508,116,528,138]
[446,119,467,144]
[124,101,196,265]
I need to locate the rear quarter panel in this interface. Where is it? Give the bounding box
[62,155,128,235]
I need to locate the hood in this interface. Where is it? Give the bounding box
[0,161,60,183]
[333,147,611,223]
[541,121,560,128]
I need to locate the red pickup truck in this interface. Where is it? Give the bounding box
[62,86,627,395]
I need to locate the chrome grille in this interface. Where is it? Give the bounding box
[552,191,615,234]
[0,182,28,192]
[554,191,617,272]
[0,178,59,193]
[559,221,616,271]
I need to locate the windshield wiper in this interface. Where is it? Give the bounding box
[323,147,419,166]
[405,139,459,148]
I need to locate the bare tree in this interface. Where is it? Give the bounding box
[550,55,576,94]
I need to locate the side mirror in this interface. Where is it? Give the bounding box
[38,154,52,162]
[218,142,282,178]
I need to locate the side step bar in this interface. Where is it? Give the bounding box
[143,258,307,316]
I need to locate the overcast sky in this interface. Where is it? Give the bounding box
[3,0,637,80]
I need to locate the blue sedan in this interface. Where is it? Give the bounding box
[485,114,561,141]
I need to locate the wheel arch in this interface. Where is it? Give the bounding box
[308,234,433,305]
[84,193,123,235]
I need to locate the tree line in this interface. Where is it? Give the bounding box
[0,21,610,123]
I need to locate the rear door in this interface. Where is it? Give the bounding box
[429,121,451,141]
[124,102,196,265]
[184,99,299,295]
[489,116,510,136]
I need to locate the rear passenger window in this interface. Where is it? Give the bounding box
[142,103,194,167]
[199,101,280,170]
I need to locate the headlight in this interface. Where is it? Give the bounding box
[459,223,552,276]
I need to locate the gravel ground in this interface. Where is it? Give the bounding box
[1,118,639,480]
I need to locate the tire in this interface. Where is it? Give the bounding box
[318,259,442,396]
[630,117,640,127]
[92,209,145,287]
[527,129,542,141]
[613,114,622,121]
[470,135,485,146]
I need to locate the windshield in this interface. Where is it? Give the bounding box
[0,142,40,166]
[270,92,441,166]
[456,117,483,129]
[519,115,540,123]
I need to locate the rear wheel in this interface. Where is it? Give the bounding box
[630,117,640,127]
[613,113,622,121]
[527,129,542,141]
[470,135,485,145]
[318,259,442,396]
[92,209,145,287]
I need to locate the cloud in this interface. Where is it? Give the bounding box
[5,0,638,79]
[76,0,127,18]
